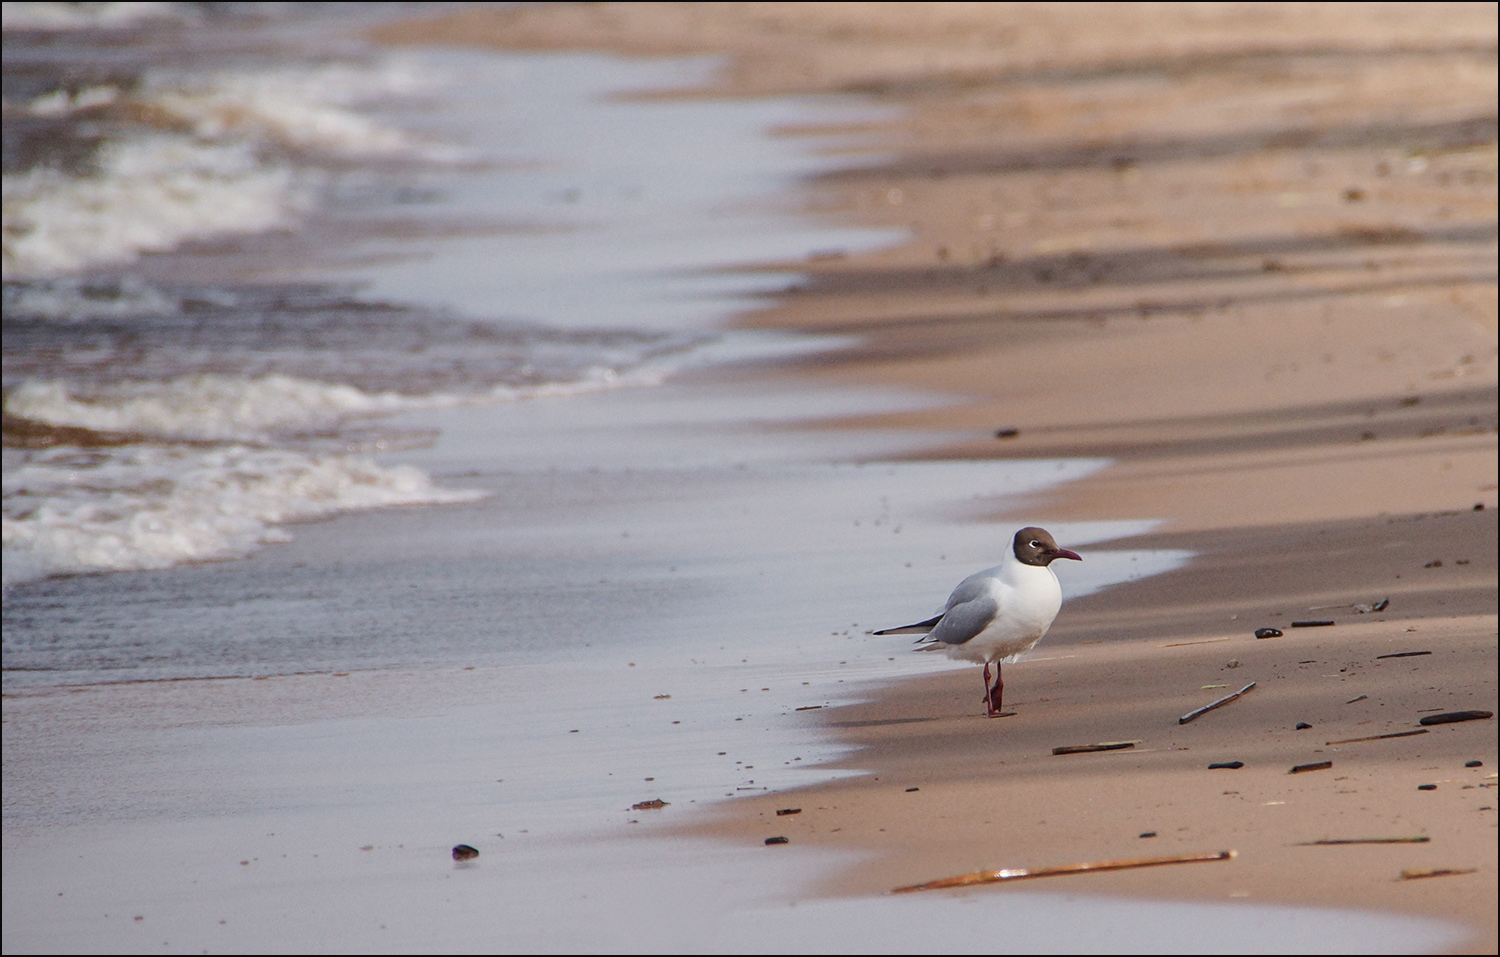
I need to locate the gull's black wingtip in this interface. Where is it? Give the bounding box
[871,614,944,636]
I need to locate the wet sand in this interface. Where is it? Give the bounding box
[378,3,1499,950]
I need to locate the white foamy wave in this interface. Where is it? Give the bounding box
[5,374,429,443]
[1,443,485,587]
[485,363,668,402]
[2,136,310,279]
[1,274,182,321]
[140,58,448,160]
[25,84,121,116]
[1,1,181,32]
[2,51,455,279]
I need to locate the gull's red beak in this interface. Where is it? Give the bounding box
[1053,547,1082,562]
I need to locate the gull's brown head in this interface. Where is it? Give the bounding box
[1013,527,1082,566]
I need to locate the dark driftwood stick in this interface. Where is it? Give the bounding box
[1402,867,1478,880]
[1326,729,1429,745]
[1418,710,1493,726]
[1297,836,1430,845]
[1179,682,1257,724]
[1052,740,1138,755]
[891,850,1235,894]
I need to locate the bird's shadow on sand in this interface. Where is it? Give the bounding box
[824,716,945,729]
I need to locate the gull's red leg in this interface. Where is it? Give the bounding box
[986,662,1005,717]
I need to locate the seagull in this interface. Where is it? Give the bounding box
[873,527,1081,717]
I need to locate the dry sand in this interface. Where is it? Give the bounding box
[377,3,1498,950]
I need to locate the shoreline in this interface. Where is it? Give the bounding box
[372,3,1499,950]
[2,5,1492,953]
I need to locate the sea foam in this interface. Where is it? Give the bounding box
[2,136,308,279]
[2,443,484,587]
[2,54,447,279]
[5,374,424,443]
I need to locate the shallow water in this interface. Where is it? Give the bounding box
[5,8,899,586]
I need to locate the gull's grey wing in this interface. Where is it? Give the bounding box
[871,614,944,636]
[874,565,1002,638]
[924,593,1001,647]
[943,568,999,612]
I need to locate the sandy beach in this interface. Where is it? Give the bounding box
[3,3,1494,954]
[376,2,1499,950]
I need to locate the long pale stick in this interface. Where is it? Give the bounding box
[1179,682,1256,724]
[891,850,1235,894]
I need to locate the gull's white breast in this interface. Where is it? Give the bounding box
[942,561,1063,665]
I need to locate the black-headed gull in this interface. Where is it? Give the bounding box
[874,527,1082,717]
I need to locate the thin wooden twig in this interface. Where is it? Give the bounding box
[1297,836,1429,845]
[1401,867,1478,880]
[1052,740,1138,755]
[1160,637,1232,648]
[1326,729,1428,745]
[1179,682,1256,724]
[891,850,1234,894]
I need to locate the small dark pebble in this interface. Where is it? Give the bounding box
[1291,620,1336,628]
[1466,760,1484,768]
[1139,832,1157,838]
[776,808,802,816]
[452,845,479,862]
[1417,784,1438,791]
[1474,503,1485,511]
[1255,627,1283,639]
[1418,710,1493,726]
[995,428,1020,439]
[1208,761,1244,770]
[1376,650,1431,659]
[1296,723,1313,730]
[1290,761,1333,774]
[632,799,668,810]
[765,836,789,845]
[905,787,919,792]
[1424,560,1443,568]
